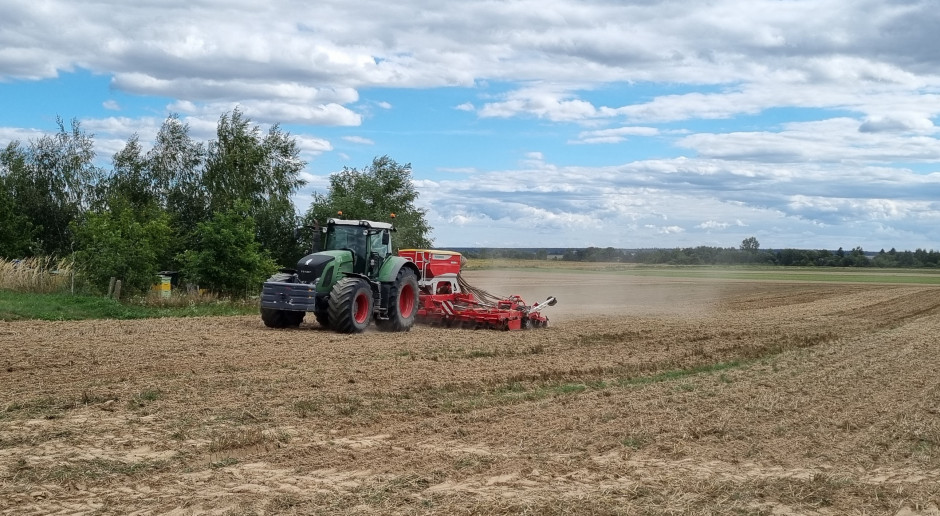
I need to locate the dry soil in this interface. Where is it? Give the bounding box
[1,270,939,515]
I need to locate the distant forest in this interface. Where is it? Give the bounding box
[454,245,940,268]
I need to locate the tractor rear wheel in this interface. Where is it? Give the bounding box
[328,277,373,333]
[377,268,419,332]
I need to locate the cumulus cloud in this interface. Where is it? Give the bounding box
[479,87,606,122]
[167,100,361,126]
[294,135,333,156]
[0,126,48,146]
[404,154,940,249]
[4,0,940,249]
[679,118,940,164]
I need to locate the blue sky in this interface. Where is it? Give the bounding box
[2,0,940,250]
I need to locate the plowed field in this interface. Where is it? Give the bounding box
[2,270,939,515]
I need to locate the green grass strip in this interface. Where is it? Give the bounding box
[616,360,742,387]
[0,290,257,321]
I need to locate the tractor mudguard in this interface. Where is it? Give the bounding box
[378,256,419,283]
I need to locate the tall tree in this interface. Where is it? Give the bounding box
[5,118,102,256]
[107,135,154,211]
[93,136,177,279]
[0,143,36,257]
[740,236,760,252]
[203,108,306,265]
[146,115,208,247]
[304,155,433,250]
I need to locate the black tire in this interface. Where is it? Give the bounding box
[261,307,305,328]
[328,277,373,333]
[314,310,331,329]
[260,272,305,328]
[288,311,305,326]
[267,272,294,283]
[377,268,419,332]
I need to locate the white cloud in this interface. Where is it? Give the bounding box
[166,100,361,126]
[0,126,50,145]
[295,135,333,156]
[859,115,935,134]
[4,0,940,251]
[678,118,940,164]
[697,220,730,230]
[570,126,659,144]
[341,135,374,145]
[3,1,940,131]
[411,154,940,249]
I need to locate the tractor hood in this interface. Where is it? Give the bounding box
[295,253,336,283]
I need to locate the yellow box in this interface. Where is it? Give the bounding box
[152,275,171,298]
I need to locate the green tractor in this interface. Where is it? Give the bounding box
[260,218,420,333]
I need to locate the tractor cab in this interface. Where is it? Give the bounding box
[319,218,393,275]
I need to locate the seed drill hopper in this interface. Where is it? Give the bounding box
[399,249,557,330]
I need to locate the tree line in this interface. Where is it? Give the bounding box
[0,111,431,297]
[463,240,940,268]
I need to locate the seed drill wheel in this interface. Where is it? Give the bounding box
[328,277,374,333]
[377,268,419,332]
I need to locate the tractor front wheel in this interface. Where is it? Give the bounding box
[260,272,305,328]
[377,268,419,332]
[314,310,331,329]
[328,277,374,333]
[261,308,305,328]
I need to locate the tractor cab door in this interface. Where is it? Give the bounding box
[367,230,392,276]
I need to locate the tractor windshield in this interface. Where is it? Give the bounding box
[325,225,367,257]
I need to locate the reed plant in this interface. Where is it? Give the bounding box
[0,257,74,293]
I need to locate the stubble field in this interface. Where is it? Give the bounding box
[1,268,939,515]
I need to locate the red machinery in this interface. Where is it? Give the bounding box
[398,249,557,330]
